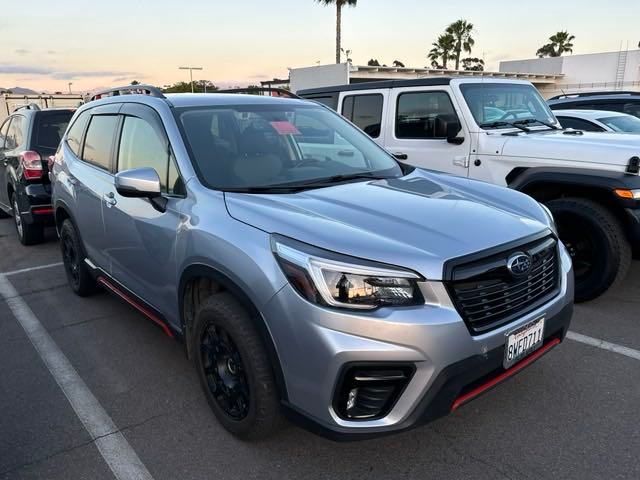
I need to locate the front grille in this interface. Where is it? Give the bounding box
[446,235,559,335]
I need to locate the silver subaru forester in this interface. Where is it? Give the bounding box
[51,86,573,440]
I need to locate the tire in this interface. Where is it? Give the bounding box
[59,219,97,297]
[12,194,44,245]
[192,292,283,440]
[547,197,632,302]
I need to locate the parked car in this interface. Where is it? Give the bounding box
[554,109,640,133]
[51,85,573,440]
[0,104,74,244]
[548,91,640,118]
[299,78,640,302]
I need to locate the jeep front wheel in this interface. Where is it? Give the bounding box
[546,197,631,302]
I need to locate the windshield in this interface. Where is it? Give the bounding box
[176,103,402,191]
[460,83,557,129]
[598,115,640,133]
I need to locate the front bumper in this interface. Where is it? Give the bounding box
[263,244,574,440]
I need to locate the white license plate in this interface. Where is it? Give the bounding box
[503,317,545,369]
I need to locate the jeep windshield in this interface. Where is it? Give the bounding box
[176,103,403,192]
[460,83,559,131]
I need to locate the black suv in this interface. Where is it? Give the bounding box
[548,91,640,118]
[0,105,74,244]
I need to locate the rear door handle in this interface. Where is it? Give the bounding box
[392,152,408,160]
[103,192,117,208]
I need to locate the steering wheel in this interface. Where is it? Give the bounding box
[498,111,518,121]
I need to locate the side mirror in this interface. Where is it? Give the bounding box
[446,119,464,145]
[115,168,161,198]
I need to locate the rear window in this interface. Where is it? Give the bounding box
[35,111,73,150]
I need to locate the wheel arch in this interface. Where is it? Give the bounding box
[178,263,289,402]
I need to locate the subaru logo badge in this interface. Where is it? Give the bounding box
[507,252,532,277]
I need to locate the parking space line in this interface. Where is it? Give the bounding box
[0,274,154,480]
[2,262,63,277]
[567,331,640,361]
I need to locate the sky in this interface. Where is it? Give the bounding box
[1,0,639,93]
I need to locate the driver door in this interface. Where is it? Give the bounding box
[383,87,471,176]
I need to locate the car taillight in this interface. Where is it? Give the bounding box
[19,151,43,180]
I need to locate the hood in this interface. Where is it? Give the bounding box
[498,129,640,167]
[224,170,551,280]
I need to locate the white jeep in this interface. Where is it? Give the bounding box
[299,78,640,301]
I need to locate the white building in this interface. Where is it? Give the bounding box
[500,49,640,98]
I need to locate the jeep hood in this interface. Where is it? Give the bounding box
[498,130,640,167]
[224,170,550,280]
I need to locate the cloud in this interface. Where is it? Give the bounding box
[248,73,268,79]
[15,49,30,56]
[0,64,53,75]
[0,64,142,80]
[46,50,57,55]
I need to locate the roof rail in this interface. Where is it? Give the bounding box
[214,87,300,99]
[89,84,166,102]
[549,91,639,100]
[13,103,42,112]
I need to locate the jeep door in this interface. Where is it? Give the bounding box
[102,103,184,316]
[383,87,471,176]
[0,116,13,210]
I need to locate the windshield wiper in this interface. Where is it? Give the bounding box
[513,118,561,130]
[479,121,530,132]
[222,173,391,194]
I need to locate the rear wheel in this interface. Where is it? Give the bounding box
[59,219,96,296]
[12,194,44,245]
[547,197,631,302]
[192,292,283,440]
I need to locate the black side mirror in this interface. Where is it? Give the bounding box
[446,119,464,145]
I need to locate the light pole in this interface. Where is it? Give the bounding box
[179,66,203,93]
[68,82,73,94]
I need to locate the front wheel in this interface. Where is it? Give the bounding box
[547,197,632,302]
[192,292,283,440]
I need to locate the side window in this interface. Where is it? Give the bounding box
[5,115,27,150]
[556,116,604,132]
[341,94,383,138]
[623,102,640,118]
[396,91,458,139]
[0,118,11,149]
[82,115,119,170]
[117,116,173,193]
[306,94,338,110]
[66,111,91,156]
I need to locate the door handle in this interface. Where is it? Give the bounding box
[453,156,469,168]
[103,192,117,208]
[392,152,408,160]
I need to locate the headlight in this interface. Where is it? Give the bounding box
[272,236,424,310]
[540,203,557,234]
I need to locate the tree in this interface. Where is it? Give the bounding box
[462,57,485,71]
[536,31,575,57]
[315,0,358,63]
[162,80,218,93]
[130,80,140,85]
[393,60,405,68]
[428,33,456,69]
[341,48,353,63]
[446,19,475,70]
[367,58,381,66]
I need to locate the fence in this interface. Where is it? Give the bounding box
[1,94,84,122]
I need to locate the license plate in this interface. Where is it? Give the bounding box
[503,317,545,369]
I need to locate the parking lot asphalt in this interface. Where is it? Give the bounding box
[0,219,639,480]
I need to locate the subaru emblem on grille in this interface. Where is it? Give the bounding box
[507,252,532,277]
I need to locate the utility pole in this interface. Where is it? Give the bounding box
[68,82,73,94]
[179,66,203,93]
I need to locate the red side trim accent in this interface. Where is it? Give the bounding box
[97,276,174,338]
[451,337,561,412]
[31,206,54,215]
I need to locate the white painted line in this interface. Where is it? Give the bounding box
[0,274,154,480]
[567,331,640,362]
[2,262,63,277]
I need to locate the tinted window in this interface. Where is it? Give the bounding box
[396,92,458,139]
[623,102,640,118]
[66,110,91,156]
[304,94,338,110]
[82,115,118,170]
[35,111,73,150]
[598,114,640,133]
[0,118,10,149]
[177,104,401,190]
[118,116,170,192]
[556,116,604,132]
[5,115,27,150]
[342,94,383,138]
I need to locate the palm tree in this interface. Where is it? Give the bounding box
[428,34,456,69]
[316,0,358,63]
[536,31,575,57]
[446,19,475,70]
